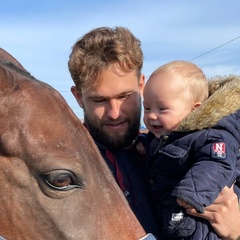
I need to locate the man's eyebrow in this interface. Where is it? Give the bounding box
[87,94,111,101]
[88,91,133,99]
[88,95,105,100]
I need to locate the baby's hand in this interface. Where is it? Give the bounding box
[176,198,194,209]
[136,141,146,155]
[177,186,240,240]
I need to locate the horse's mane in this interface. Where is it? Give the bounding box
[0,59,35,80]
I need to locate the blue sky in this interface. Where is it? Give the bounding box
[1,0,240,121]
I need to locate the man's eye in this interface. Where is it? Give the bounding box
[118,93,132,100]
[119,95,128,99]
[93,99,106,103]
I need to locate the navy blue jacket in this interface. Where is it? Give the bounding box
[142,76,240,239]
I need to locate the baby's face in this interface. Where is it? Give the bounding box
[143,71,195,138]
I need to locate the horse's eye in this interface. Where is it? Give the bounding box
[43,171,85,191]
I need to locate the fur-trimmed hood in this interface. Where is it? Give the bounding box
[177,75,240,134]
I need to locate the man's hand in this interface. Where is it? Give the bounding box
[179,186,240,240]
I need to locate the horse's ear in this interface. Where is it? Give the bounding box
[0,48,27,71]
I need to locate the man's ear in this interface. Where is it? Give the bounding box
[71,86,83,108]
[139,74,145,97]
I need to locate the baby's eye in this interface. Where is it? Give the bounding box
[159,107,167,111]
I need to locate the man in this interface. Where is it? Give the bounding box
[68,26,240,239]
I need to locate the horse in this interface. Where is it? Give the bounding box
[0,48,149,240]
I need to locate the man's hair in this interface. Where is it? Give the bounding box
[68,26,143,91]
[152,60,209,102]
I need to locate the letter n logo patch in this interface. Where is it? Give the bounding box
[212,142,226,159]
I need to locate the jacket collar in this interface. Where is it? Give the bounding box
[177,75,240,132]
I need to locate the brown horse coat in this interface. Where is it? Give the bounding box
[0,48,147,240]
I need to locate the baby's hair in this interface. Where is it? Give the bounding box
[151,60,209,102]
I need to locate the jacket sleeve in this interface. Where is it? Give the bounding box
[171,129,239,213]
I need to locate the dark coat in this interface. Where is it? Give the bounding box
[144,75,240,240]
[95,142,161,239]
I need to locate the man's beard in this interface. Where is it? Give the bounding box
[84,108,141,150]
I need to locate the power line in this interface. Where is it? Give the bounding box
[188,35,240,61]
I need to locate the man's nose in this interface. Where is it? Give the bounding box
[106,99,121,119]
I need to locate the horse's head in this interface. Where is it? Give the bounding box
[0,48,146,240]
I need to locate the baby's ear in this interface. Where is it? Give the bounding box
[192,102,202,110]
